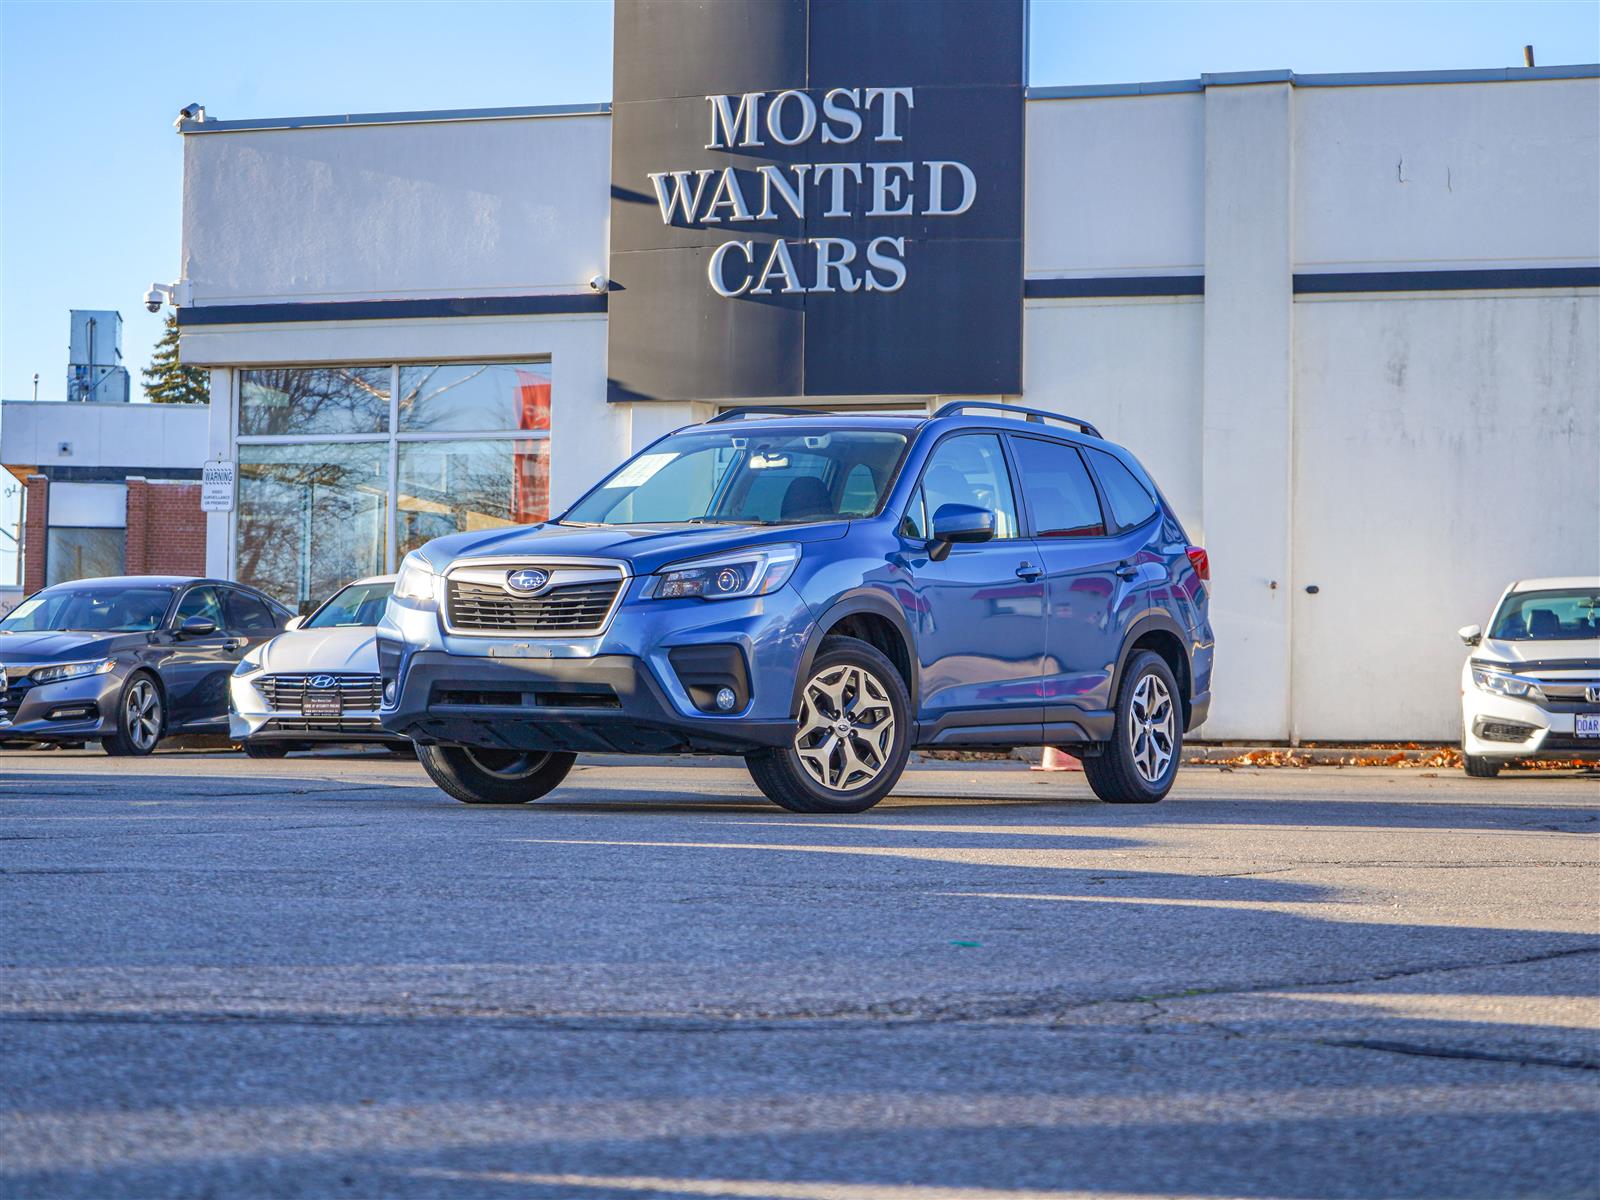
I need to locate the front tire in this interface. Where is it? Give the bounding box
[243,740,289,759]
[100,672,164,758]
[745,635,911,814]
[417,744,576,805]
[1084,651,1182,804]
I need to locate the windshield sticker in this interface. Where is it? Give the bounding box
[610,452,678,487]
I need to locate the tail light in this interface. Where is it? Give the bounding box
[1185,546,1210,583]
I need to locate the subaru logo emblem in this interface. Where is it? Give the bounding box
[1588,685,1600,704]
[309,674,337,690]
[507,568,550,594]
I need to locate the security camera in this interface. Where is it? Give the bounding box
[144,287,166,314]
[588,274,610,293]
[174,103,206,130]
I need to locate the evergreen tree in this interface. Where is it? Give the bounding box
[141,312,210,404]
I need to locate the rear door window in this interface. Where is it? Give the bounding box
[1011,437,1107,538]
[222,588,280,633]
[1086,448,1158,530]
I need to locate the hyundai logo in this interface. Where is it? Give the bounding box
[308,674,338,690]
[506,568,551,594]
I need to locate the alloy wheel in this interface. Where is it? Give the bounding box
[1128,672,1175,784]
[125,679,162,751]
[794,663,896,792]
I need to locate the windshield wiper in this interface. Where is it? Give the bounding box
[688,517,776,526]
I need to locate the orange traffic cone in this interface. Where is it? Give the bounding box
[1032,746,1083,772]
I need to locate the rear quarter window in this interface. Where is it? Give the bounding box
[1086,448,1158,529]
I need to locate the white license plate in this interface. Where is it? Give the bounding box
[1577,713,1600,738]
[302,691,342,717]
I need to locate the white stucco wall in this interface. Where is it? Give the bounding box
[1025,93,1204,278]
[1295,79,1600,271]
[0,401,208,471]
[1291,290,1600,740]
[181,114,611,304]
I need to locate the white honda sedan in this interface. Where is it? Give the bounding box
[229,576,413,758]
[1457,576,1600,776]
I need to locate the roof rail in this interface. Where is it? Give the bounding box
[932,401,1103,439]
[707,406,830,423]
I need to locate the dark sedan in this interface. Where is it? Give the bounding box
[0,576,293,755]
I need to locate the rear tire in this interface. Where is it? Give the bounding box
[745,635,910,814]
[417,743,576,805]
[1084,651,1182,804]
[243,741,289,759]
[100,672,164,758]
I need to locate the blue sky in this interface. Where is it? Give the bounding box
[1,0,1596,411]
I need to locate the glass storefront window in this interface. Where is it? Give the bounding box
[239,367,391,436]
[237,442,388,613]
[232,361,552,598]
[395,438,549,559]
[46,527,125,586]
[397,362,551,433]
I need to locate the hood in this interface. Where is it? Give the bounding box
[1476,636,1600,669]
[251,626,379,675]
[412,519,852,576]
[0,630,144,665]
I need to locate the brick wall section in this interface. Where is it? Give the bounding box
[21,475,48,594]
[124,479,206,576]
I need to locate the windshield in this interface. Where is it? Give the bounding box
[0,586,174,634]
[1489,588,1600,641]
[564,429,909,526]
[304,581,395,629]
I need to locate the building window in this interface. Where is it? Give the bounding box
[46,527,125,586]
[233,361,551,612]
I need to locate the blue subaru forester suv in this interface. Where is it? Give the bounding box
[377,403,1213,813]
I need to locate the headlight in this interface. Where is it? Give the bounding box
[30,658,115,685]
[394,552,440,603]
[648,544,801,601]
[233,650,265,677]
[1471,666,1545,701]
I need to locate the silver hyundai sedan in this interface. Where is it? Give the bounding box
[229,575,412,758]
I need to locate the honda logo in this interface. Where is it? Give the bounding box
[506,568,551,594]
[1587,685,1600,704]
[0,666,7,694]
[308,674,338,690]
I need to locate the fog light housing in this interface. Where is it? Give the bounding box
[47,705,95,721]
[1474,717,1538,743]
[715,686,737,712]
[382,680,396,706]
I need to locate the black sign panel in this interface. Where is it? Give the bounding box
[608,0,1025,402]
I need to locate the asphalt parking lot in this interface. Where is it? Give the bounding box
[1,749,1596,1200]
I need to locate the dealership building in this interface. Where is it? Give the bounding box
[170,4,1598,744]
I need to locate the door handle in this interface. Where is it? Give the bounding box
[223,638,244,651]
[1015,562,1041,581]
[1116,562,1140,580]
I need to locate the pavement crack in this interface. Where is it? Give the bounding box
[1316,1037,1599,1072]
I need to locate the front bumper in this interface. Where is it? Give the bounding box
[229,673,409,745]
[1461,689,1600,761]
[0,670,122,743]
[380,649,795,753]
[376,580,816,755]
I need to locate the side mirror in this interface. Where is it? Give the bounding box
[178,616,217,638]
[285,615,305,632]
[928,502,995,562]
[1458,624,1482,647]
